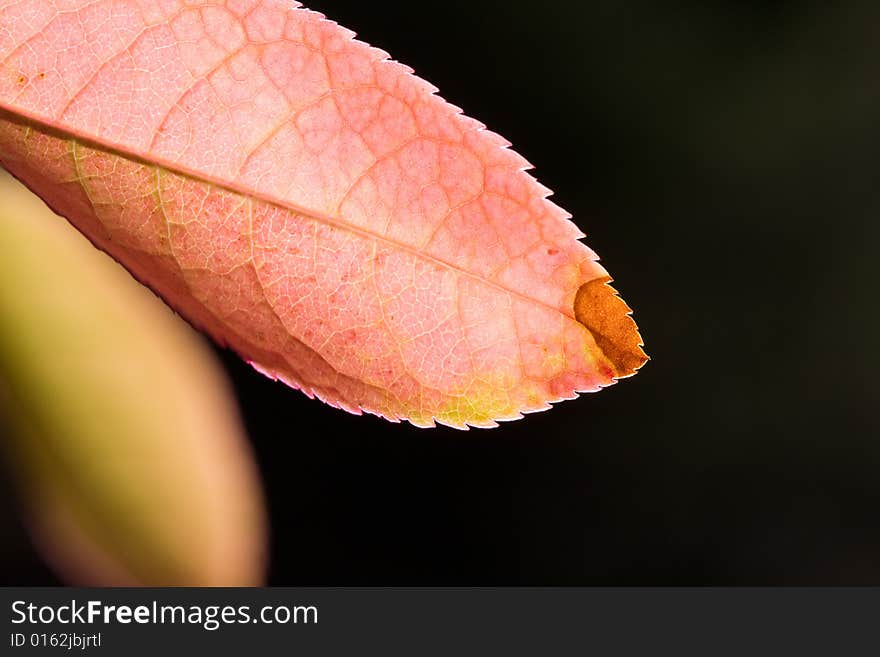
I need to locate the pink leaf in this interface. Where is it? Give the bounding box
[0,0,646,429]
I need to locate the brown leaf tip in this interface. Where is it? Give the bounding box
[574,276,648,378]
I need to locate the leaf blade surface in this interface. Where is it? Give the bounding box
[0,0,646,428]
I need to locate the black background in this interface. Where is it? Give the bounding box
[2,0,879,584]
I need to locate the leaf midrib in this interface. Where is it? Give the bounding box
[0,103,589,327]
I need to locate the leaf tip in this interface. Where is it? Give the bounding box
[574,276,648,379]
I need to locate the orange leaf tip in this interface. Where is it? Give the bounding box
[574,276,648,379]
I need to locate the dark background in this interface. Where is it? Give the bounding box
[2,0,879,584]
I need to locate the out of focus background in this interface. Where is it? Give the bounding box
[2,0,879,584]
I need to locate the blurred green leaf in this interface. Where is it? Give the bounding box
[0,175,267,585]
